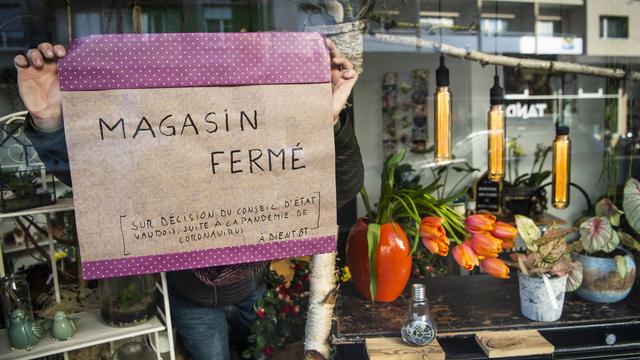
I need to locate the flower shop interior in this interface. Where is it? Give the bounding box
[1,0,640,359]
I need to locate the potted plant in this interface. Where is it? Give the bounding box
[346,150,466,302]
[511,215,583,322]
[503,139,552,219]
[98,275,157,327]
[0,169,56,212]
[573,179,640,303]
[302,0,375,75]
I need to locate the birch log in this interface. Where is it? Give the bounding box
[371,33,640,81]
[304,252,337,359]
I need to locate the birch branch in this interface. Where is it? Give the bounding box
[304,252,338,359]
[371,33,640,81]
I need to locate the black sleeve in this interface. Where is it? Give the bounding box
[334,109,364,209]
[23,114,72,187]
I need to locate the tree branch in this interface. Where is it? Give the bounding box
[371,33,640,81]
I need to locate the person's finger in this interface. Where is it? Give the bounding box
[37,43,55,59]
[324,38,341,59]
[13,54,28,68]
[53,44,67,57]
[332,56,354,70]
[27,48,44,68]
[341,69,357,80]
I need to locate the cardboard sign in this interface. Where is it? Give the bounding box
[58,33,337,279]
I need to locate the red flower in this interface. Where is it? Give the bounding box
[256,308,265,319]
[292,305,301,315]
[264,345,274,358]
[279,306,290,314]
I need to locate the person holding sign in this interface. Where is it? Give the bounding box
[15,38,362,359]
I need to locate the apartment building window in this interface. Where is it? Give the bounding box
[481,18,508,34]
[600,16,628,39]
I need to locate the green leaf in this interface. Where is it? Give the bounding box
[614,255,627,279]
[619,231,640,251]
[515,215,541,252]
[565,261,583,292]
[595,198,624,227]
[367,223,381,302]
[579,217,613,253]
[601,229,620,253]
[623,178,640,234]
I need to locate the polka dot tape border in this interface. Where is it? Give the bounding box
[58,32,331,91]
[81,235,336,279]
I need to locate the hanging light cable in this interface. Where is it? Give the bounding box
[487,1,505,181]
[434,0,452,163]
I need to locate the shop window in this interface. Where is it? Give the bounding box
[600,16,628,39]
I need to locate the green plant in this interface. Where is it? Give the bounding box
[512,215,583,291]
[243,260,309,360]
[577,179,640,277]
[360,150,467,299]
[506,138,552,188]
[2,170,39,197]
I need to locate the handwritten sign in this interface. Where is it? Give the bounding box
[58,33,337,279]
[475,174,501,213]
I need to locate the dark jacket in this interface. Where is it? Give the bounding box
[25,110,364,306]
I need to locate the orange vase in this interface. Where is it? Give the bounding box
[346,218,412,302]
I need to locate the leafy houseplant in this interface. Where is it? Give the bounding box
[243,260,309,360]
[503,138,552,218]
[573,179,640,303]
[346,150,466,302]
[511,215,583,322]
[0,169,56,212]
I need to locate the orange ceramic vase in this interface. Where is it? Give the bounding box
[346,218,412,302]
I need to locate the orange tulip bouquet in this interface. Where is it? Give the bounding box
[346,150,467,302]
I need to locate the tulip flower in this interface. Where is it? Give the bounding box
[465,213,496,233]
[501,238,515,250]
[480,257,510,279]
[470,232,502,258]
[491,221,518,241]
[452,241,479,271]
[420,216,450,256]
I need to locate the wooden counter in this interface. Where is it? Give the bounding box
[334,275,640,359]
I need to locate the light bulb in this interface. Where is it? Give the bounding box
[488,74,505,182]
[401,284,437,346]
[552,126,571,209]
[434,55,451,163]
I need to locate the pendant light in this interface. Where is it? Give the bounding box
[486,1,505,181]
[434,54,452,163]
[434,0,451,163]
[552,125,571,209]
[487,67,505,182]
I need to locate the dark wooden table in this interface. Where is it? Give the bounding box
[334,275,640,359]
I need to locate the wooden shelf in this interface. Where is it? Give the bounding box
[0,310,165,360]
[0,197,74,219]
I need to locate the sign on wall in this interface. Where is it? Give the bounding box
[59,33,337,279]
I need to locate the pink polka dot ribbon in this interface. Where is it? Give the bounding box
[82,236,336,279]
[58,32,331,91]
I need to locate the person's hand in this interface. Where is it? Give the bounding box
[14,43,66,131]
[325,38,358,125]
